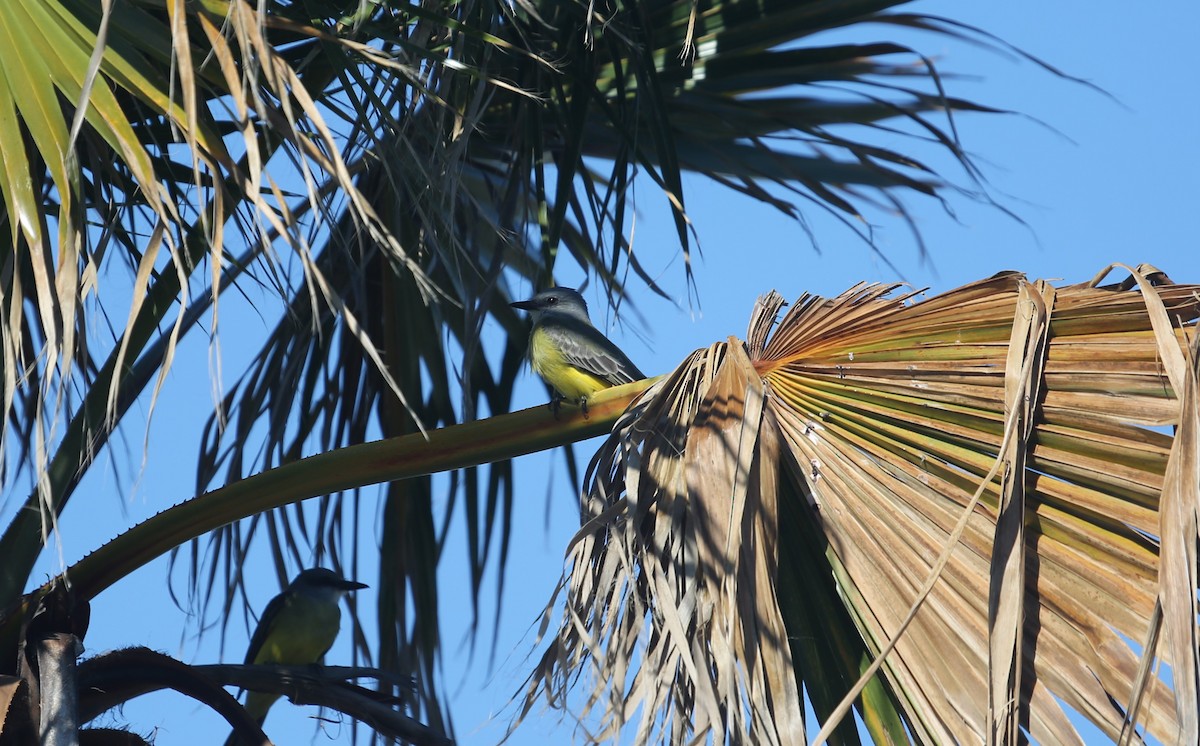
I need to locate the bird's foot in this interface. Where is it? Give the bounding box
[548,394,590,419]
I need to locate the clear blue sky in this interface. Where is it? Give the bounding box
[32,1,1198,743]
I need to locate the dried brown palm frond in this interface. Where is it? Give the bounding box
[523,264,1200,744]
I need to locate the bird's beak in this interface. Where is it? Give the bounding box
[340,579,369,591]
[509,299,538,311]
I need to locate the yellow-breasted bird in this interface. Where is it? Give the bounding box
[225,568,367,745]
[511,287,645,415]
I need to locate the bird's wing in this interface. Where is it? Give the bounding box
[544,316,645,386]
[244,591,290,665]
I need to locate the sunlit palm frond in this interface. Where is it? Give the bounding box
[0,0,434,598]
[527,264,1199,744]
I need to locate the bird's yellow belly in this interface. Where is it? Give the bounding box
[530,327,610,401]
[252,603,340,666]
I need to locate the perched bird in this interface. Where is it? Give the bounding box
[225,568,367,745]
[510,287,645,415]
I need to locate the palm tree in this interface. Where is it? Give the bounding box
[0,0,1194,743]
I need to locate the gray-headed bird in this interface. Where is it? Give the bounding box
[510,287,645,415]
[225,568,367,745]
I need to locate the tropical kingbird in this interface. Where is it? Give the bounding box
[511,287,645,415]
[225,568,367,745]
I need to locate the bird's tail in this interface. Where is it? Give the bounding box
[222,691,277,746]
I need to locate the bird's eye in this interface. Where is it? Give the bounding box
[547,296,557,304]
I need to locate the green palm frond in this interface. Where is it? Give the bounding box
[526,264,1198,743]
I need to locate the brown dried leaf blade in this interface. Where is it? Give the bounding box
[522,267,1199,744]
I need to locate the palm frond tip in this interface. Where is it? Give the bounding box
[524,264,1200,745]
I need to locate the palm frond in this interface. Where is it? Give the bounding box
[525,264,1199,743]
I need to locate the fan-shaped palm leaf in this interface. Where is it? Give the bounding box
[525,264,1199,744]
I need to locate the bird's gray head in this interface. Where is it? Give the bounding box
[290,568,368,602]
[510,287,592,325]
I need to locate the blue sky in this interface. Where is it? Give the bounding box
[29,1,1199,744]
